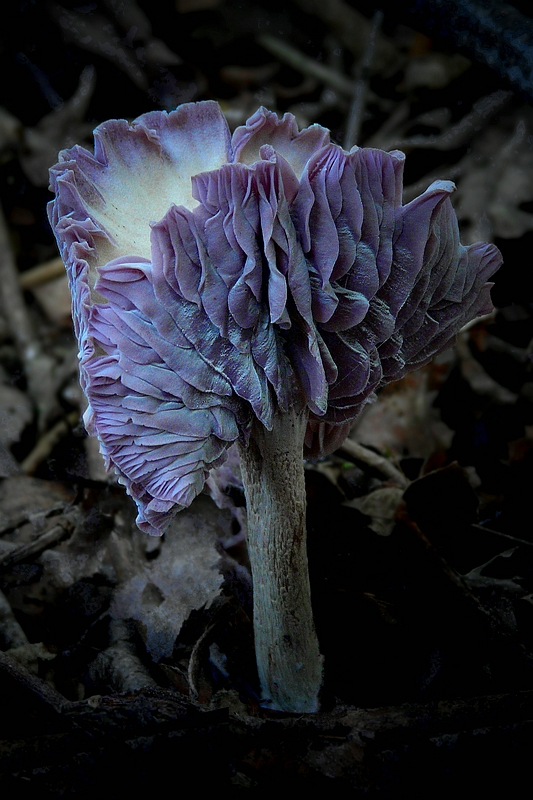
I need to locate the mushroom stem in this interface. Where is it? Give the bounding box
[237,406,323,712]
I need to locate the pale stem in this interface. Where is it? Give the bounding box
[237,406,323,712]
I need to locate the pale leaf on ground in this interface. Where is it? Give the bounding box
[350,358,455,460]
[111,496,226,661]
[343,486,405,536]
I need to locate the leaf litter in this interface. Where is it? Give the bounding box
[1,0,533,792]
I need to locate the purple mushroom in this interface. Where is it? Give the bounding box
[49,101,501,712]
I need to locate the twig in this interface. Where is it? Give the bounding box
[471,523,533,549]
[394,89,512,152]
[400,102,514,208]
[188,622,216,701]
[338,438,409,489]
[0,649,67,715]
[258,34,355,97]
[0,502,68,538]
[463,117,527,244]
[50,6,148,92]
[289,0,398,71]
[455,332,518,405]
[364,100,411,150]
[402,161,465,204]
[343,10,383,150]
[0,206,58,429]
[0,519,73,571]
[89,618,158,693]
[459,311,496,334]
[20,410,80,475]
[3,680,533,787]
[401,512,533,673]
[19,256,65,290]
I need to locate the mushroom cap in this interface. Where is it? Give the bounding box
[49,101,501,534]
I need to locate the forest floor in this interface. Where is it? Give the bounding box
[1,0,533,794]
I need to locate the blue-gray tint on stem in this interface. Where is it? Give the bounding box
[48,101,501,535]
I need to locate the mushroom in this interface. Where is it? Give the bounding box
[48,101,501,712]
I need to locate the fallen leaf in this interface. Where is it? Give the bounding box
[111,496,225,660]
[351,360,454,460]
[343,486,404,536]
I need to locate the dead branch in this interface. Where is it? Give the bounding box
[19,257,65,290]
[338,438,410,489]
[394,89,512,152]
[0,519,74,571]
[88,619,158,693]
[258,35,355,96]
[343,10,383,150]
[0,649,67,714]
[290,0,399,72]
[20,411,81,475]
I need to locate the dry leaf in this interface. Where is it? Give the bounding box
[351,359,454,460]
[205,443,247,546]
[111,496,225,660]
[343,486,404,536]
